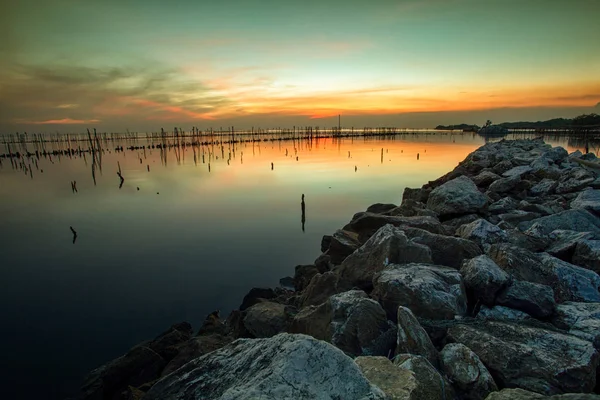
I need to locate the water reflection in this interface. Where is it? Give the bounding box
[301,194,306,233]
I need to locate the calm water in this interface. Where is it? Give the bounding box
[0,132,586,399]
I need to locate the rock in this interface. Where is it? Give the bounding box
[488,175,521,193]
[456,219,508,250]
[294,265,319,291]
[300,271,342,307]
[573,240,600,274]
[403,227,483,269]
[448,321,599,395]
[473,170,501,187]
[518,201,554,217]
[545,230,596,261]
[393,354,456,400]
[402,187,430,203]
[488,244,600,303]
[460,255,511,306]
[279,276,294,290]
[492,160,515,175]
[443,213,480,235]
[426,175,488,216]
[288,303,332,341]
[530,179,558,196]
[499,210,541,225]
[314,253,332,273]
[477,305,532,321]
[552,302,600,349]
[328,229,361,264]
[556,168,596,194]
[366,203,398,214]
[343,212,444,240]
[321,235,332,252]
[489,197,519,214]
[544,146,569,163]
[372,263,467,321]
[337,224,433,290]
[485,388,600,399]
[440,343,498,400]
[354,356,417,400]
[505,229,551,252]
[395,306,438,365]
[161,333,233,377]
[239,287,276,311]
[243,302,289,338]
[144,333,386,400]
[387,199,438,218]
[521,210,600,238]
[496,280,556,318]
[571,189,600,215]
[503,165,533,178]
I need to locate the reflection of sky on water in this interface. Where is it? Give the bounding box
[0,133,588,399]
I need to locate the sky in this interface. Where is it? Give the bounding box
[1,0,599,133]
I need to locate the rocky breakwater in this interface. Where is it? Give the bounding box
[75,139,600,400]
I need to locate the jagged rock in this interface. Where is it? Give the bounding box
[366,203,398,214]
[242,302,289,338]
[343,212,444,241]
[288,303,332,341]
[476,305,531,321]
[314,252,332,273]
[545,230,596,261]
[426,175,488,216]
[387,199,438,218]
[393,354,456,400]
[573,240,600,274]
[488,244,600,303]
[293,265,319,291]
[328,229,361,264]
[337,224,433,290]
[460,255,510,306]
[571,189,600,215]
[372,263,467,321]
[503,165,533,178]
[443,213,480,235]
[488,175,521,193]
[395,306,438,365]
[530,178,558,196]
[354,356,418,400]
[403,227,483,269]
[402,187,430,203]
[161,334,233,377]
[518,201,554,216]
[505,229,551,252]
[144,333,387,400]
[552,302,600,349]
[496,280,556,318]
[239,288,276,311]
[486,388,600,399]
[456,219,508,250]
[521,210,600,238]
[473,170,501,187]
[489,197,519,214]
[440,343,498,400]
[556,168,596,194]
[300,271,342,307]
[492,160,515,175]
[447,321,599,395]
[499,210,541,225]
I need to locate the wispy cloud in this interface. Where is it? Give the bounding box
[15,118,100,125]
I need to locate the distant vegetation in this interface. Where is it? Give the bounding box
[497,113,600,129]
[435,123,480,131]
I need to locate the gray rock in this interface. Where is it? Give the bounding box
[492,160,515,175]
[372,263,467,321]
[440,343,498,400]
[243,302,289,338]
[337,224,433,290]
[443,213,481,235]
[499,210,541,225]
[485,388,600,399]
[496,280,556,318]
[518,200,554,216]
[571,189,600,214]
[393,354,455,400]
[556,168,596,194]
[328,229,361,264]
[503,165,533,178]
[545,230,596,260]
[456,219,508,250]
[395,306,438,365]
[489,197,519,214]
[239,287,277,311]
[144,333,386,400]
[552,302,600,349]
[403,226,483,269]
[530,178,558,196]
[387,199,439,218]
[294,265,319,291]
[488,175,521,193]
[473,170,501,187]
[447,321,599,395]
[521,210,600,238]
[488,244,600,303]
[426,175,488,216]
[300,271,342,307]
[366,203,398,214]
[343,212,444,240]
[476,305,532,321]
[460,255,511,305]
[161,333,233,377]
[573,240,600,274]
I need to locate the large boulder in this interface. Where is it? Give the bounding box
[552,302,600,349]
[403,227,483,269]
[555,168,596,194]
[440,343,498,400]
[530,179,558,197]
[521,209,600,238]
[487,244,600,303]
[144,333,386,400]
[488,175,521,194]
[495,280,556,318]
[545,230,596,261]
[393,354,456,399]
[337,224,433,290]
[343,212,444,240]
[300,271,342,307]
[294,264,319,291]
[573,240,600,274]
[473,170,501,187]
[395,306,438,365]
[447,321,599,395]
[372,263,467,321]
[456,219,508,250]
[242,302,289,338]
[327,229,362,264]
[426,175,488,216]
[571,189,600,214]
[460,255,511,306]
[239,288,276,311]
[489,197,519,214]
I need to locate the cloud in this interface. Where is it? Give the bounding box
[15,118,101,125]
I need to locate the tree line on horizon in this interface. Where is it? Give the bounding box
[436,113,600,131]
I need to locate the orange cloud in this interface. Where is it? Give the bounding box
[15,118,100,124]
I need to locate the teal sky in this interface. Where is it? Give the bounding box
[1,0,599,132]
